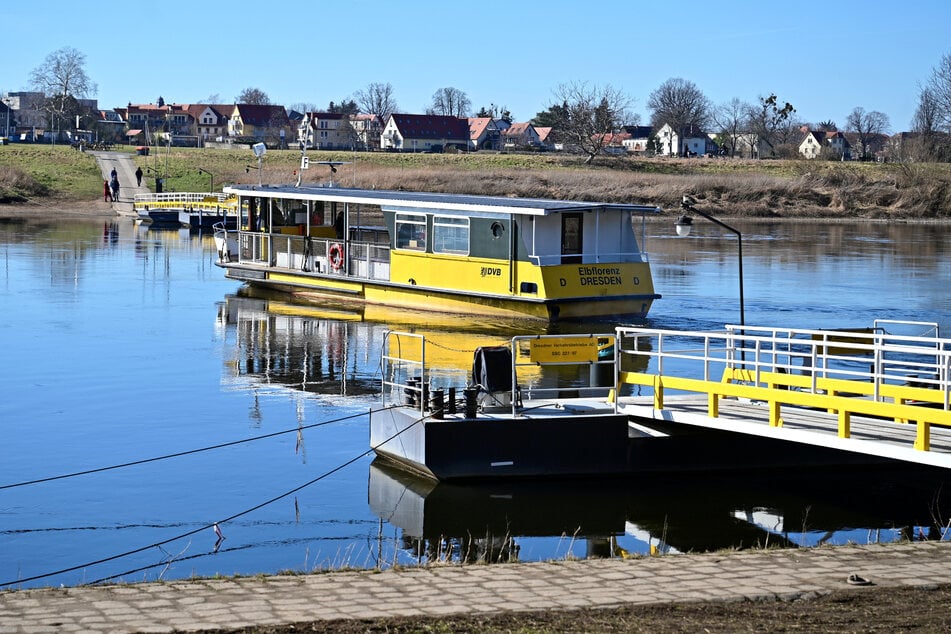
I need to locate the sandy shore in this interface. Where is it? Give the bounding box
[0,198,119,219]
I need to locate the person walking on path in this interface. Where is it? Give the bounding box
[135,166,143,186]
[103,180,112,202]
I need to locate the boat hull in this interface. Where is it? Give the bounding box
[147,210,181,227]
[179,210,236,231]
[221,263,657,321]
[371,407,894,482]
[371,407,633,480]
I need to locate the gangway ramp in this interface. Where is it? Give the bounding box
[613,321,951,469]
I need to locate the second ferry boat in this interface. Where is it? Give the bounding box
[214,183,661,321]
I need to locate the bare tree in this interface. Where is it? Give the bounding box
[744,94,796,158]
[913,53,951,162]
[551,81,633,164]
[908,86,951,162]
[925,52,951,134]
[647,78,710,155]
[845,107,890,160]
[29,46,97,134]
[909,87,941,160]
[427,87,470,117]
[288,102,319,117]
[237,87,270,105]
[913,88,939,134]
[355,82,398,124]
[713,98,751,157]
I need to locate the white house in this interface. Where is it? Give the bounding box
[298,112,354,150]
[620,126,652,154]
[656,123,708,156]
[798,129,851,160]
[350,113,382,150]
[380,113,470,152]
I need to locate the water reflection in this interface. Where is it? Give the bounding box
[645,220,951,332]
[4,216,951,589]
[215,290,627,398]
[369,459,951,564]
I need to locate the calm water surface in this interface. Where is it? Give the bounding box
[3,215,951,589]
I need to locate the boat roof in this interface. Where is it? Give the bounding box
[222,184,661,217]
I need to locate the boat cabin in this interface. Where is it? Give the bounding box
[218,184,661,321]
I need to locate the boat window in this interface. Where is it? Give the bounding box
[433,216,469,255]
[240,199,251,230]
[395,213,427,250]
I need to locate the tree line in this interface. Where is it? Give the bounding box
[22,47,951,164]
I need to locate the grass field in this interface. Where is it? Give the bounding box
[1,142,949,218]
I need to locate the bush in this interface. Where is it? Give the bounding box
[0,166,51,202]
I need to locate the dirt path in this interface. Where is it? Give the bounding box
[89,150,150,217]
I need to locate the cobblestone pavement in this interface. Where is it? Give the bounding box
[2,541,950,633]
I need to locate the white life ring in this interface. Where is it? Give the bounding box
[329,243,345,271]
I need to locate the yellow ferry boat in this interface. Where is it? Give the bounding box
[214,184,661,321]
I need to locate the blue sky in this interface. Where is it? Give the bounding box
[3,0,948,132]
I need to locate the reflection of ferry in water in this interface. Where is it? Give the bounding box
[215,291,586,397]
[213,184,660,321]
[368,459,951,564]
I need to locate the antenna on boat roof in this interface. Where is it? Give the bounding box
[315,161,350,187]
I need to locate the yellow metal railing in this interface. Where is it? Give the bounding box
[615,323,951,453]
[133,192,237,212]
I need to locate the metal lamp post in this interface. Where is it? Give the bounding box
[675,195,745,327]
[198,168,214,192]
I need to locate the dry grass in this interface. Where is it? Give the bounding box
[0,166,50,202]
[2,143,950,218]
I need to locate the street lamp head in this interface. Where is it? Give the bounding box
[675,214,693,237]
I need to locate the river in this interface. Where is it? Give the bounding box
[2,215,951,589]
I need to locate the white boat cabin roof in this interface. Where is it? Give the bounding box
[222,184,661,217]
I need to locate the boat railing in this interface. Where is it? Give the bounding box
[382,331,427,415]
[508,334,617,416]
[527,251,649,266]
[381,331,617,418]
[614,323,951,448]
[249,233,391,280]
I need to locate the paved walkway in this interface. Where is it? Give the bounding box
[1,541,950,633]
[90,150,150,218]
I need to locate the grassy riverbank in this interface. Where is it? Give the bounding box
[1,143,950,218]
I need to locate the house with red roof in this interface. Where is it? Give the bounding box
[798,129,851,159]
[381,113,469,152]
[188,104,230,144]
[125,102,193,143]
[503,122,541,149]
[297,112,354,150]
[468,117,508,150]
[534,126,554,150]
[228,104,291,147]
[351,113,382,150]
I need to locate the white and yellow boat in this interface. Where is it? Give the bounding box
[214,184,661,321]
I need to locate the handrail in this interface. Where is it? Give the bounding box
[381,331,426,415]
[381,332,616,418]
[133,192,236,210]
[527,252,649,265]
[614,324,951,452]
[508,334,616,416]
